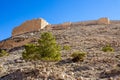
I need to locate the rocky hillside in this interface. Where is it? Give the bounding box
[0,20,120,80]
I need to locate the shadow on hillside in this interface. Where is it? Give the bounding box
[55,58,73,66]
[99,69,120,78]
[0,69,39,80]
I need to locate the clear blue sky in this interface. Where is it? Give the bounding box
[0,0,120,41]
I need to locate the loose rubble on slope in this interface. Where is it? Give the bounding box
[0,21,120,80]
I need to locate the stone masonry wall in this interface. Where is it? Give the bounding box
[97,17,110,25]
[41,19,49,29]
[71,18,110,26]
[0,17,111,50]
[52,22,71,30]
[12,17,109,36]
[51,17,110,30]
[71,20,97,26]
[12,18,49,36]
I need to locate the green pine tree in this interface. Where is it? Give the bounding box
[38,32,61,61]
[22,44,40,60]
[22,32,61,61]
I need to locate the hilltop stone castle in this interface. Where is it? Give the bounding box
[12,17,110,36]
[0,17,111,50]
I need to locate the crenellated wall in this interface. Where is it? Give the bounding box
[12,18,49,36]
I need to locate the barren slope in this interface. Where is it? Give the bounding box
[0,23,120,80]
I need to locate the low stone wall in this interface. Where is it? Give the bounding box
[72,18,110,26]
[110,20,120,24]
[71,20,97,26]
[51,18,110,30]
[52,22,71,30]
[12,18,49,36]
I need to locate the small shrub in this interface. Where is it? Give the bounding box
[63,45,71,50]
[71,51,86,62]
[0,49,9,57]
[102,44,114,52]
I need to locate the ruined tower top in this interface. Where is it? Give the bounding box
[12,18,49,36]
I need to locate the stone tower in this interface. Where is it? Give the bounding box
[97,17,110,25]
[12,18,49,36]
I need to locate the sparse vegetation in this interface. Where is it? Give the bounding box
[22,32,61,61]
[71,51,86,62]
[0,49,9,57]
[63,45,71,50]
[1,18,120,80]
[22,44,39,60]
[38,32,61,61]
[102,44,114,52]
